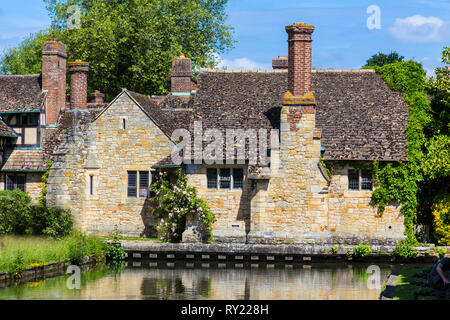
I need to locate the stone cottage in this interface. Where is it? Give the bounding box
[1,23,410,244]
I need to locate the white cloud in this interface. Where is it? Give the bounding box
[217,57,271,71]
[389,15,450,43]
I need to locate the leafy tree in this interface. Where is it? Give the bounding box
[420,46,450,243]
[364,51,405,67]
[0,0,234,101]
[426,46,450,136]
[367,47,450,245]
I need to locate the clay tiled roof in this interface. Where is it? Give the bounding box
[127,90,193,138]
[151,69,409,162]
[0,120,17,138]
[1,149,47,172]
[0,74,46,112]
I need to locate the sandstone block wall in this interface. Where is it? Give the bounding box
[327,165,405,244]
[247,106,330,244]
[185,164,250,242]
[45,92,405,244]
[47,92,176,237]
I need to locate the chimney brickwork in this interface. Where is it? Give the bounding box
[272,56,288,70]
[285,23,315,97]
[69,61,89,109]
[171,54,193,95]
[42,40,67,125]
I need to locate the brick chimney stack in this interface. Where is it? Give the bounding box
[171,54,193,96]
[285,23,315,97]
[42,39,67,125]
[272,56,288,70]
[69,60,89,109]
[91,90,104,104]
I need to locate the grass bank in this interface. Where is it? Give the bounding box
[392,266,449,300]
[0,234,107,275]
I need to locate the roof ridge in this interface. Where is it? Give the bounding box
[312,69,375,73]
[200,69,375,74]
[0,74,41,78]
[200,69,287,74]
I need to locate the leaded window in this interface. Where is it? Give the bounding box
[5,174,26,192]
[128,171,137,198]
[219,169,231,189]
[348,169,373,191]
[139,171,149,198]
[233,168,244,189]
[207,168,218,189]
[207,168,244,190]
[348,170,360,191]
[361,170,373,191]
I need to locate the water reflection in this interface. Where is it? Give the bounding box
[0,262,397,300]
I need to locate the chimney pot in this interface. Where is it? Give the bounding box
[69,61,89,109]
[91,90,105,104]
[272,56,288,70]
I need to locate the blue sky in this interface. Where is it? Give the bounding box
[0,0,449,76]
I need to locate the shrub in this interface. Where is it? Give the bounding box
[31,206,73,238]
[0,190,73,237]
[0,190,33,235]
[66,232,89,265]
[105,226,126,261]
[11,250,26,278]
[353,244,372,258]
[431,193,450,246]
[394,241,418,259]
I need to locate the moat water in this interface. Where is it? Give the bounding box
[0,261,412,300]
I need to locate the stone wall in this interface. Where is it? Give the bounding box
[184,164,250,242]
[247,104,331,244]
[46,91,405,244]
[25,173,45,201]
[327,164,405,244]
[47,92,176,237]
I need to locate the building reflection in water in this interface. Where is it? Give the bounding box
[0,263,394,300]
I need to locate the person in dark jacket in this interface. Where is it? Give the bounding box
[428,257,450,289]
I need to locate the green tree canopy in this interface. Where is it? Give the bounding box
[426,46,450,136]
[0,0,234,101]
[364,51,405,67]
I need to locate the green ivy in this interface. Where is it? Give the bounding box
[38,162,53,208]
[320,157,334,178]
[149,170,216,243]
[367,61,433,245]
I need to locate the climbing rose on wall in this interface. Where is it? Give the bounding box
[149,170,216,243]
